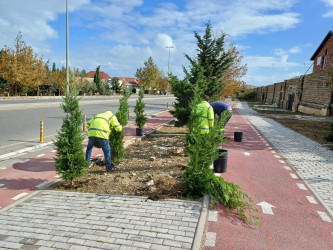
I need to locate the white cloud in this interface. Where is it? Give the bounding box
[0,0,90,49]
[321,0,333,17]
[0,0,305,85]
[288,46,301,53]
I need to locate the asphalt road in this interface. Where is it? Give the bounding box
[0,95,176,158]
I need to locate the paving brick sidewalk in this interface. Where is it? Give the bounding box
[0,110,206,250]
[238,101,333,216]
[0,191,201,249]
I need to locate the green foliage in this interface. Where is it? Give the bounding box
[132,88,137,94]
[169,74,193,126]
[109,89,132,164]
[85,81,97,94]
[183,82,259,224]
[134,87,147,129]
[94,65,105,95]
[184,21,233,100]
[172,22,232,126]
[238,89,257,101]
[135,56,162,89]
[53,88,88,185]
[327,123,333,142]
[111,78,122,94]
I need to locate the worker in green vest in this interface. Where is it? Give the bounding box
[195,95,214,134]
[86,111,122,172]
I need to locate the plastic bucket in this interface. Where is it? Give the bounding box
[234,132,243,142]
[136,128,143,136]
[213,149,228,173]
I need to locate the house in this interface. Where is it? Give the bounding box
[310,30,333,73]
[87,71,111,81]
[110,77,140,91]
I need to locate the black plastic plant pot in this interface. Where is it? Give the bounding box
[213,149,228,173]
[234,132,243,142]
[136,128,143,136]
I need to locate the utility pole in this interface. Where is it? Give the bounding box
[165,45,174,95]
[66,0,69,93]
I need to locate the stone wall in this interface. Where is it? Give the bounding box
[254,71,333,116]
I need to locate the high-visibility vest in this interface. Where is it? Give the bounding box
[195,101,214,134]
[87,111,122,139]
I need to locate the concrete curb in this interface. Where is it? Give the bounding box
[192,194,209,250]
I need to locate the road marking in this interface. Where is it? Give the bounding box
[317,211,332,222]
[271,150,276,153]
[0,184,5,187]
[279,160,285,164]
[274,155,281,158]
[296,183,308,190]
[268,147,272,149]
[205,232,216,247]
[21,159,30,163]
[37,154,45,157]
[11,192,29,200]
[290,173,298,179]
[284,166,291,170]
[306,196,318,204]
[51,150,57,152]
[208,210,218,222]
[243,152,251,156]
[35,181,50,189]
[257,201,275,215]
[265,143,269,146]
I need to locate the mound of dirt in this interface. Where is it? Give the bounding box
[55,134,189,200]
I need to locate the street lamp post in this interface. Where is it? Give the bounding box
[66,0,69,93]
[165,45,174,95]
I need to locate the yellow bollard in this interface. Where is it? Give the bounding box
[8,93,10,100]
[26,94,27,100]
[40,121,44,143]
[83,115,87,132]
[167,103,169,110]
[128,108,130,120]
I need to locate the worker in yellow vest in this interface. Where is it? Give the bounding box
[86,111,122,171]
[195,95,214,134]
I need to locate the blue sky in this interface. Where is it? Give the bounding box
[0,0,333,86]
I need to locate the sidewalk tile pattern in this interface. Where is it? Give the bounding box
[238,102,333,215]
[0,191,201,249]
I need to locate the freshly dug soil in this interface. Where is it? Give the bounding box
[54,107,333,200]
[255,109,333,147]
[55,125,190,200]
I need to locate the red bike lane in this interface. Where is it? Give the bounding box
[0,111,174,210]
[203,107,333,249]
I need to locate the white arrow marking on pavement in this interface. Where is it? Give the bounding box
[317,211,332,222]
[306,196,318,204]
[257,201,275,215]
[243,152,251,156]
[12,192,28,200]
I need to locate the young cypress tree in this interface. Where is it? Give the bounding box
[134,87,147,129]
[94,65,105,95]
[183,81,258,224]
[54,88,88,185]
[109,88,131,164]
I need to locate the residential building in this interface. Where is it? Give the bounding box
[310,30,333,73]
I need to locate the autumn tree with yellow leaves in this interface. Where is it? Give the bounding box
[222,44,247,98]
[0,33,47,95]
